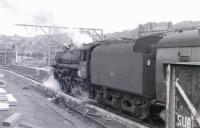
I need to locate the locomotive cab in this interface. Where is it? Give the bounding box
[77,48,88,79]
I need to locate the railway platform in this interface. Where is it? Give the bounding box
[0,69,91,128]
[0,65,154,128]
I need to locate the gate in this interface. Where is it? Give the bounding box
[165,62,200,128]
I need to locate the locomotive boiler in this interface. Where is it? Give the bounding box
[52,29,200,125]
[53,44,98,95]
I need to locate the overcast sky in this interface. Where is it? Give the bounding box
[0,0,200,36]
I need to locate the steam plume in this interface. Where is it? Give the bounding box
[43,71,61,91]
[33,11,55,25]
[67,29,93,48]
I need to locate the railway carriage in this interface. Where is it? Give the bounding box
[156,29,200,101]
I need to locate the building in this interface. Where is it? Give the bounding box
[16,36,66,65]
[138,22,173,36]
[0,44,15,65]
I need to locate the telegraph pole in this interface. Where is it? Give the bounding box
[15,24,104,40]
[4,45,6,65]
[15,24,104,65]
[48,28,51,65]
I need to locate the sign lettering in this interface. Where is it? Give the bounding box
[176,114,192,128]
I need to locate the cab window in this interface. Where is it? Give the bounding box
[81,51,87,61]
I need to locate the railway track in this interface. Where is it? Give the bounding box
[61,99,111,128]
[0,66,121,128]
[2,65,47,82]
[1,65,156,128]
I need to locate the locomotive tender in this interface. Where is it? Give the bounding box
[53,29,200,124]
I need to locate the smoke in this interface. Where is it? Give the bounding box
[33,11,56,25]
[43,71,61,91]
[71,86,90,102]
[67,29,93,48]
[0,0,12,9]
[28,10,93,47]
[43,71,90,102]
[31,11,93,48]
[42,70,90,103]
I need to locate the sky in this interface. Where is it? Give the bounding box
[0,0,200,36]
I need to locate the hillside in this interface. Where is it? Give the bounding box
[173,21,200,28]
[105,21,200,39]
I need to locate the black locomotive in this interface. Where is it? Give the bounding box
[52,29,200,125]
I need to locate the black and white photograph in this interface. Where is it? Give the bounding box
[0,0,199,128]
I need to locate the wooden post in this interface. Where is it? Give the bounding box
[166,64,176,128]
[165,64,171,128]
[171,66,176,128]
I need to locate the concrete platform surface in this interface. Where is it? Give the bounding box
[7,94,18,106]
[0,69,91,128]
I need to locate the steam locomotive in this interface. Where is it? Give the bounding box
[52,29,200,125]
